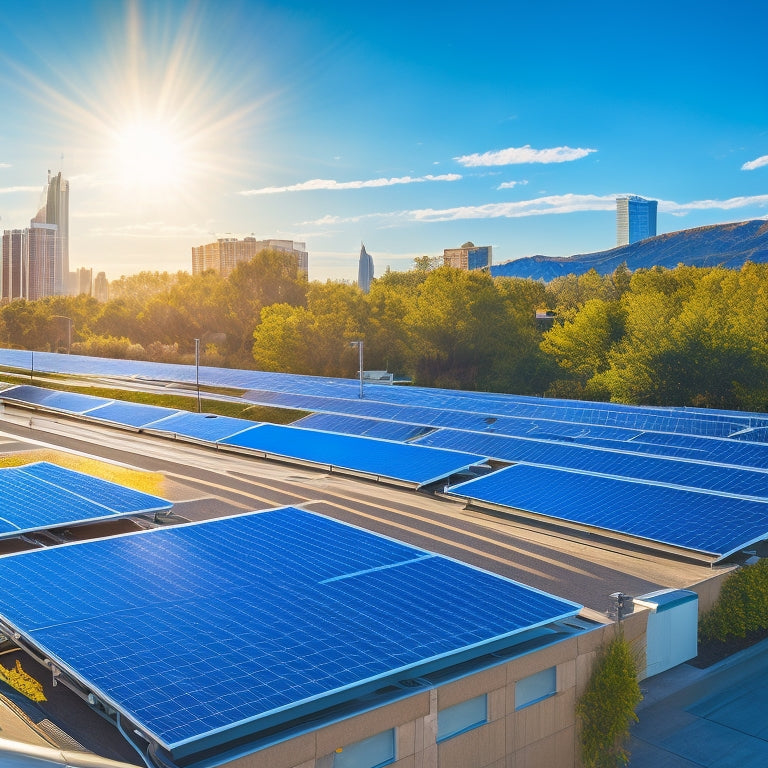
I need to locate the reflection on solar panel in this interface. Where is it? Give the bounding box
[0,384,112,413]
[0,462,171,537]
[449,464,768,561]
[142,411,259,442]
[83,400,182,428]
[219,424,486,486]
[0,507,581,761]
[4,348,766,440]
[294,413,432,442]
[416,430,768,499]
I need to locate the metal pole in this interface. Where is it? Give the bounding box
[67,318,72,354]
[358,341,364,399]
[195,338,201,412]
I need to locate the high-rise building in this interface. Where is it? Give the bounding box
[192,237,309,279]
[94,272,109,302]
[1,229,27,302]
[1,171,70,302]
[616,195,657,246]
[443,241,492,271]
[357,243,374,293]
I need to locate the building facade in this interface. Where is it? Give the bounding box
[1,171,70,302]
[443,242,492,271]
[192,238,309,279]
[93,272,109,302]
[357,243,374,293]
[616,195,658,246]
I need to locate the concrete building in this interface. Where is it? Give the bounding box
[192,237,309,279]
[443,242,492,271]
[1,171,70,302]
[357,242,374,293]
[93,271,109,302]
[616,195,658,246]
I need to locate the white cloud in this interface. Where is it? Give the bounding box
[497,180,529,190]
[304,192,768,228]
[742,155,768,171]
[455,145,597,167]
[0,163,11,169]
[240,173,462,196]
[0,185,40,194]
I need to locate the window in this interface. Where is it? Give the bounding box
[334,729,395,768]
[437,694,488,742]
[515,666,556,710]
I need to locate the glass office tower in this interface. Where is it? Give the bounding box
[616,196,658,246]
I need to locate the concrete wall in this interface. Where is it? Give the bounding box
[222,612,649,768]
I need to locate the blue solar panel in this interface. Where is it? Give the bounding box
[0,462,171,536]
[218,425,486,486]
[0,507,581,758]
[449,464,768,561]
[0,385,112,413]
[294,413,432,442]
[142,411,259,442]
[83,401,182,428]
[415,430,768,499]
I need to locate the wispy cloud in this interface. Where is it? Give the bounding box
[742,155,768,171]
[659,194,768,214]
[303,192,768,228]
[240,173,462,196]
[87,222,210,238]
[0,163,11,169]
[455,145,597,167]
[0,186,39,194]
[497,180,528,190]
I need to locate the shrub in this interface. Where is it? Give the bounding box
[577,632,642,768]
[699,559,768,643]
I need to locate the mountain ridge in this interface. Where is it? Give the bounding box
[490,219,768,281]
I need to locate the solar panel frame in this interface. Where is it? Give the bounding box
[449,464,768,561]
[0,506,582,759]
[141,411,260,443]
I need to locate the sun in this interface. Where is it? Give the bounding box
[113,119,189,191]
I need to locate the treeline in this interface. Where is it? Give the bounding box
[0,250,766,411]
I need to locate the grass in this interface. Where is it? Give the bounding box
[0,449,167,497]
[0,370,306,424]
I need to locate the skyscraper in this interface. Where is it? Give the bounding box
[443,241,492,270]
[192,237,309,279]
[616,196,657,246]
[357,243,374,293]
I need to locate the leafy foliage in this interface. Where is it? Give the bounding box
[576,633,642,768]
[699,559,768,643]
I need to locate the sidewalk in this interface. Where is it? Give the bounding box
[629,637,768,766]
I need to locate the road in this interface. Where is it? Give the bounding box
[0,409,715,613]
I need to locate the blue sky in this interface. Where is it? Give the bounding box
[1,0,766,282]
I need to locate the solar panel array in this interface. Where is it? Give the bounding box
[0,507,581,759]
[219,424,485,487]
[0,462,171,537]
[449,464,768,561]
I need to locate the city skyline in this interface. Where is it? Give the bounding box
[0,0,766,283]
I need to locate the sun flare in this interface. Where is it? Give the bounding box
[113,119,188,190]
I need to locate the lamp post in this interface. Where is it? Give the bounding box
[194,338,201,413]
[350,340,364,399]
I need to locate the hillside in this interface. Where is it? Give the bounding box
[491,219,768,281]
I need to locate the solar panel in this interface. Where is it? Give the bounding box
[449,464,768,561]
[0,462,171,536]
[0,384,112,413]
[415,430,768,499]
[294,413,432,442]
[218,424,486,487]
[83,401,182,428]
[141,411,260,442]
[0,507,581,760]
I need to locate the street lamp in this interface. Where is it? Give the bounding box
[194,338,201,413]
[50,315,73,354]
[349,340,364,399]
